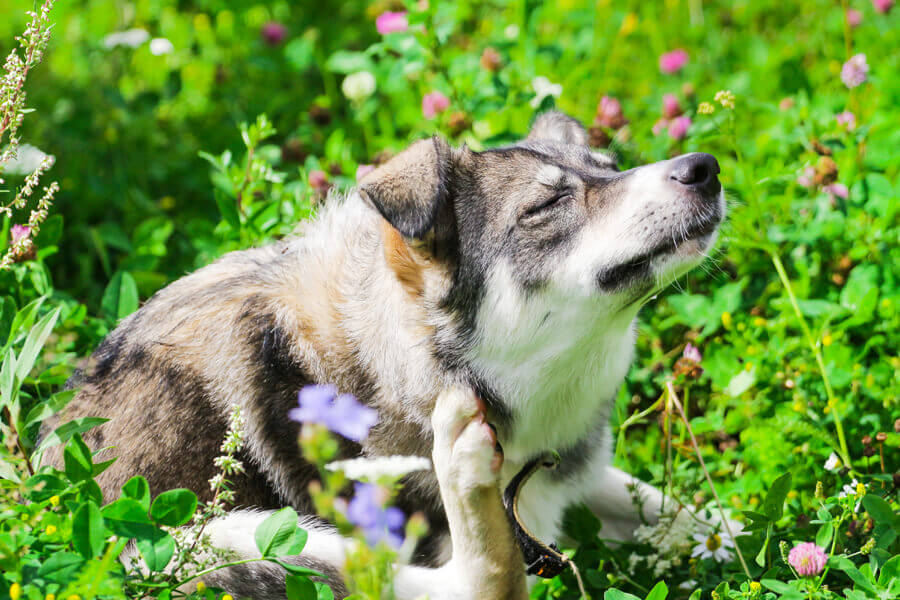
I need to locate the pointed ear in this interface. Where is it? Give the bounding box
[526,111,589,145]
[359,137,453,239]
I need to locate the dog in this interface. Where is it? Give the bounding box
[45,111,724,598]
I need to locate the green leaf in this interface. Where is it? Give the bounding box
[36,551,84,583]
[861,495,896,525]
[762,472,792,521]
[24,389,76,428]
[216,189,241,230]
[0,296,16,347]
[101,497,153,538]
[755,523,772,567]
[63,433,94,482]
[878,555,900,587]
[0,456,22,483]
[150,488,198,527]
[255,507,307,557]
[32,417,108,466]
[6,296,46,350]
[101,271,140,322]
[16,306,61,381]
[815,522,834,548]
[724,367,756,397]
[645,581,668,600]
[0,348,16,410]
[136,526,176,572]
[604,590,642,600]
[286,575,317,600]
[277,559,324,578]
[316,583,335,600]
[122,476,151,511]
[72,501,105,558]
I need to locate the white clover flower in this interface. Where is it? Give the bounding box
[326,454,431,482]
[341,71,376,102]
[691,530,735,562]
[149,38,174,56]
[824,452,842,472]
[102,28,150,49]
[530,76,562,108]
[504,24,520,40]
[0,144,51,176]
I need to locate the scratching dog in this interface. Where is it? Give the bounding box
[46,111,725,598]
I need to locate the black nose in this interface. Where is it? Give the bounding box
[668,153,721,195]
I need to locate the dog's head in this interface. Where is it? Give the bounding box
[360,111,724,315]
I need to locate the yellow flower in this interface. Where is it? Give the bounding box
[10,583,21,600]
[792,399,805,412]
[222,595,233,600]
[753,317,766,327]
[714,89,736,109]
[619,13,638,36]
[196,582,207,593]
[45,524,57,535]
[49,495,60,506]
[750,581,762,593]
[822,334,833,347]
[721,311,732,328]
[67,595,80,600]
[856,482,866,496]
[697,102,715,115]
[46,595,56,600]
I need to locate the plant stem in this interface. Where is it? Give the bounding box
[666,381,752,579]
[770,252,851,468]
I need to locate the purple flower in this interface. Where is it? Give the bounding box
[659,49,689,74]
[662,94,682,119]
[652,119,667,136]
[668,116,691,140]
[10,224,31,243]
[683,343,702,363]
[596,95,627,129]
[846,9,863,26]
[346,483,405,548]
[873,0,895,14]
[355,164,375,180]
[261,22,287,46]
[289,385,378,442]
[376,11,408,35]
[788,542,828,576]
[308,170,329,190]
[422,91,450,119]
[836,111,856,130]
[825,183,849,199]
[797,166,816,188]
[840,54,869,88]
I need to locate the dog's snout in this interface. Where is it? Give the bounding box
[668,153,721,196]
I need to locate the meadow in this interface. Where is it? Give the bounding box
[0,1,898,599]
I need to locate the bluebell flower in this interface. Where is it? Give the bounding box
[289,385,378,442]
[346,482,405,548]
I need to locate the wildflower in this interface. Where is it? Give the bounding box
[356,164,375,181]
[10,224,31,243]
[1,144,52,176]
[825,183,849,199]
[714,90,736,109]
[530,76,562,108]
[749,581,762,595]
[679,580,698,591]
[260,22,287,46]
[815,481,825,499]
[780,540,791,563]
[327,455,431,482]
[480,47,502,72]
[683,343,702,363]
[836,111,856,130]
[376,11,408,35]
[779,97,795,111]
[788,542,827,576]
[221,595,233,600]
[668,116,691,140]
[797,166,816,188]
[102,28,150,49]
[10,583,21,600]
[45,524,57,535]
[49,495,60,506]
[149,38,174,55]
[620,12,638,36]
[346,482,406,548]
[860,538,875,555]
[855,481,866,496]
[659,48,689,73]
[596,96,627,129]
[341,71,376,102]
[196,582,207,593]
[872,0,895,13]
[662,94,682,119]
[422,91,450,119]
[289,385,378,442]
[504,24,520,39]
[721,312,732,327]
[697,102,715,115]
[652,119,667,136]
[840,54,869,88]
[846,9,863,26]
[308,170,329,191]
[691,531,734,562]
[46,595,55,600]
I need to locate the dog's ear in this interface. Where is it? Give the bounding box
[359,137,453,239]
[526,111,589,146]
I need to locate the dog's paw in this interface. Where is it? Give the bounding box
[432,387,503,496]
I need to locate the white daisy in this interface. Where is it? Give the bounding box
[326,455,431,483]
[691,530,734,562]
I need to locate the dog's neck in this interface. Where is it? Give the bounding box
[466,262,638,463]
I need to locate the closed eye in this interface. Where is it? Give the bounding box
[523,192,573,217]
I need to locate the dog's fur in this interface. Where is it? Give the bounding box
[45,111,724,599]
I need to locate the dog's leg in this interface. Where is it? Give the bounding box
[394,387,527,599]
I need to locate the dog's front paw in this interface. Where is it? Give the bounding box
[431,387,503,497]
